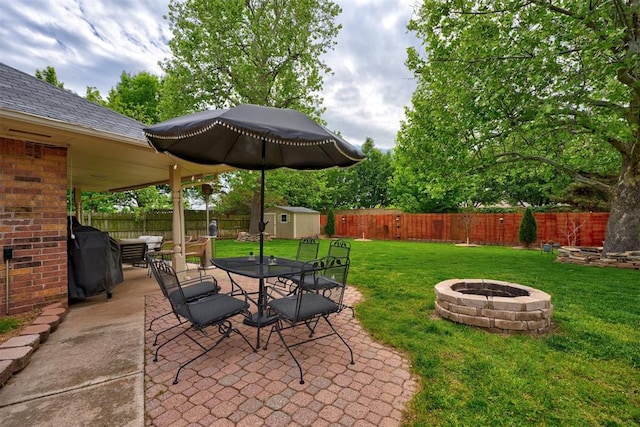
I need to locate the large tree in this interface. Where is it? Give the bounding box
[329,138,394,209]
[161,0,342,233]
[400,1,640,252]
[107,71,161,125]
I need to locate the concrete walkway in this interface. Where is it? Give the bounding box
[0,266,155,426]
[0,266,418,426]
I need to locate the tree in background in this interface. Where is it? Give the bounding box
[35,66,64,89]
[85,86,107,106]
[161,0,342,233]
[518,208,538,248]
[324,208,336,237]
[328,138,393,209]
[161,0,340,118]
[401,1,640,252]
[107,71,161,125]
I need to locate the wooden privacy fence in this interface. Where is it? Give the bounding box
[322,212,609,247]
[78,211,250,241]
[78,210,609,247]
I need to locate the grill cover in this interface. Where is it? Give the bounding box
[67,219,123,300]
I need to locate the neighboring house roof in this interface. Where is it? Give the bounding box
[0,62,231,192]
[267,206,319,214]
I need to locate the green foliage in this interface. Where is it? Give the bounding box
[0,317,21,334]
[400,1,640,250]
[107,71,161,125]
[85,86,107,106]
[161,0,341,117]
[35,66,64,89]
[324,208,335,236]
[213,171,259,216]
[518,208,538,247]
[266,169,333,211]
[328,138,393,209]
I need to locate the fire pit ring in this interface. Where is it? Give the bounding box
[434,279,553,334]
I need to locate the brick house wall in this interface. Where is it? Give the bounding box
[0,137,68,315]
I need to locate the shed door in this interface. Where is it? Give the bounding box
[264,213,277,237]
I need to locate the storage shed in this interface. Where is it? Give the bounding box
[264,206,320,239]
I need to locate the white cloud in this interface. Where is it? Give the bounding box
[0,0,419,149]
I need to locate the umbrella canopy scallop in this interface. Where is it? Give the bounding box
[144,104,365,170]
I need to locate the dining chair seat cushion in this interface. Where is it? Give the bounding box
[187,294,250,328]
[269,293,339,322]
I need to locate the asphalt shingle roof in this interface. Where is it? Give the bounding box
[268,206,319,213]
[0,62,145,141]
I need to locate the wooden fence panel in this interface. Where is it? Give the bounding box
[323,212,609,247]
[79,211,250,241]
[78,210,608,246]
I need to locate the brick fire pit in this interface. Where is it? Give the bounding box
[434,279,553,334]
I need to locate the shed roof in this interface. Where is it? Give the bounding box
[267,206,320,214]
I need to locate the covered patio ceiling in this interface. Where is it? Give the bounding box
[0,109,232,192]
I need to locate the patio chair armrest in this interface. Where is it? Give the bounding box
[181,274,215,285]
[315,276,345,290]
[265,284,290,300]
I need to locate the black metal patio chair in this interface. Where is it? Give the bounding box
[146,255,221,345]
[264,257,354,384]
[327,239,351,259]
[150,257,256,384]
[269,237,320,289]
[295,237,320,261]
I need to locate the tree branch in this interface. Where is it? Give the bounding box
[494,151,613,194]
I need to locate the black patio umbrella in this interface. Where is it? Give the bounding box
[144,104,365,331]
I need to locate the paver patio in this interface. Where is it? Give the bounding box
[144,269,418,426]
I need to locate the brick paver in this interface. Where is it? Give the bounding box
[144,270,418,426]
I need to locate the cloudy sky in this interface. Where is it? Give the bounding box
[0,0,421,149]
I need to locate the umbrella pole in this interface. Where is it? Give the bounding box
[257,139,267,348]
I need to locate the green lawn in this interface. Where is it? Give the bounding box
[214,239,640,426]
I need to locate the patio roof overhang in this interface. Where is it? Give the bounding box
[0,108,234,192]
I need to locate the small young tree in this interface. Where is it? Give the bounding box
[460,208,481,245]
[518,208,538,248]
[324,208,336,237]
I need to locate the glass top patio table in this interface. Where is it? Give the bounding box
[211,256,306,348]
[211,256,305,278]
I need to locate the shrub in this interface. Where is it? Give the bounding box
[518,208,538,247]
[325,208,335,237]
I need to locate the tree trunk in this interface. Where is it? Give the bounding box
[603,161,640,253]
[248,186,261,234]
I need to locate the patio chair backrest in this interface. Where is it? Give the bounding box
[153,259,190,316]
[322,256,350,286]
[327,239,351,259]
[296,237,320,261]
[147,255,168,297]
